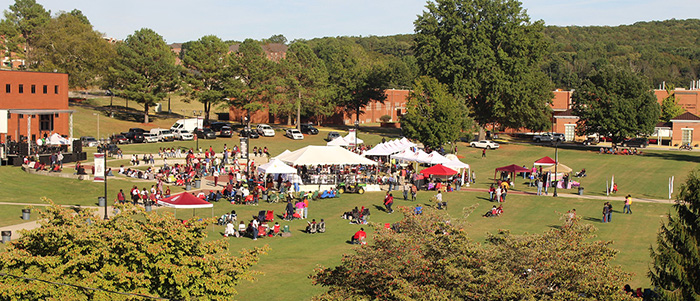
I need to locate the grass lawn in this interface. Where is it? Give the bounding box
[141,190,672,300]
[0,204,41,227]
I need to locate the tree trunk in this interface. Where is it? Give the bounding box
[287,114,292,126]
[204,102,211,124]
[144,103,149,124]
[297,91,301,131]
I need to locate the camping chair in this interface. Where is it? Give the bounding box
[257,210,266,222]
[311,191,319,200]
[244,195,254,205]
[265,210,274,222]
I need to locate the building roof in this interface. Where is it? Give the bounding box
[655,121,672,128]
[553,109,577,118]
[671,111,700,121]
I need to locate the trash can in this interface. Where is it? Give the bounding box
[194,177,201,189]
[283,225,290,233]
[145,203,152,212]
[185,182,192,190]
[1,231,10,243]
[21,208,30,220]
[98,197,106,207]
[578,187,584,196]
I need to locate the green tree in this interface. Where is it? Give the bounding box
[414,0,553,131]
[273,41,330,126]
[571,66,661,144]
[0,0,50,66]
[649,169,700,300]
[180,35,232,124]
[0,201,267,300]
[110,28,179,123]
[660,84,685,122]
[311,206,632,300]
[313,38,388,123]
[31,11,115,88]
[228,39,276,118]
[401,76,472,149]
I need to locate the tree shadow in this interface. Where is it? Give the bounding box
[548,225,563,229]
[638,151,700,164]
[583,216,601,223]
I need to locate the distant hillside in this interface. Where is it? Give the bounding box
[335,19,700,90]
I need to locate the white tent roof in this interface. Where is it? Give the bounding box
[326,136,350,146]
[257,158,298,175]
[426,151,451,165]
[443,159,470,169]
[276,145,378,166]
[344,132,363,145]
[391,149,430,163]
[272,150,291,159]
[48,133,71,145]
[364,137,417,156]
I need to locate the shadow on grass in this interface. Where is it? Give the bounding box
[639,151,700,164]
[583,216,601,223]
[373,205,386,212]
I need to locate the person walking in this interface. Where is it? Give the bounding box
[536,178,543,196]
[213,168,219,187]
[481,148,486,158]
[410,183,417,201]
[607,202,613,222]
[602,202,609,223]
[402,181,409,200]
[384,193,394,214]
[495,186,502,203]
[623,195,632,214]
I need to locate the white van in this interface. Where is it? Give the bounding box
[174,129,194,141]
[150,128,175,142]
[171,118,204,133]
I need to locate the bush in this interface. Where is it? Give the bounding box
[379,115,392,123]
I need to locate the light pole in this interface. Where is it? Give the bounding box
[93,113,100,140]
[354,120,359,152]
[553,140,559,197]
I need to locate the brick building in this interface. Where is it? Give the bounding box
[0,70,71,144]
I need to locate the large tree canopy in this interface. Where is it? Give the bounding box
[228,39,277,116]
[414,0,553,130]
[401,76,472,149]
[110,28,180,124]
[571,66,661,144]
[649,169,700,300]
[273,42,331,126]
[31,11,115,88]
[311,206,632,300]
[0,0,50,65]
[0,201,266,300]
[180,35,232,124]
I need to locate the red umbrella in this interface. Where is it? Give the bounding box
[420,164,458,176]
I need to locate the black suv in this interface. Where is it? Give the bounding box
[239,128,260,139]
[622,138,649,148]
[219,126,233,137]
[209,122,234,132]
[300,124,319,135]
[196,128,217,139]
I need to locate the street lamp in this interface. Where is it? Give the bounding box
[354,120,359,152]
[553,140,559,197]
[93,113,100,141]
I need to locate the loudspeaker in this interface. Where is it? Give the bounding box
[18,142,28,157]
[73,140,82,154]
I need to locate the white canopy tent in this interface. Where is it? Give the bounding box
[257,158,298,175]
[364,137,417,156]
[47,133,71,145]
[343,132,363,145]
[443,159,471,185]
[425,151,451,165]
[326,136,350,147]
[276,145,378,166]
[272,149,291,159]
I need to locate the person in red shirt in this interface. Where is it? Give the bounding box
[352,228,366,244]
[384,193,394,214]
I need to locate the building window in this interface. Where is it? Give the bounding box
[40,114,54,131]
[682,128,693,145]
[18,84,23,93]
[54,85,59,94]
[5,84,10,93]
[43,85,47,94]
[18,114,23,119]
[31,84,36,93]
[565,124,575,142]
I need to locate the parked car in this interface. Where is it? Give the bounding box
[581,137,599,146]
[533,133,565,143]
[239,128,260,139]
[121,128,146,143]
[256,124,275,137]
[219,126,233,137]
[175,129,194,141]
[325,131,341,141]
[195,128,217,139]
[285,128,304,140]
[110,134,129,144]
[80,136,98,147]
[149,128,175,142]
[142,133,159,143]
[209,122,234,132]
[469,140,500,149]
[622,137,649,148]
[300,124,319,135]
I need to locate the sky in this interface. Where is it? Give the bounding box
[1,0,699,43]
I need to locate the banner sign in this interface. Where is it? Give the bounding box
[94,153,105,182]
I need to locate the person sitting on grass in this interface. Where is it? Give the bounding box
[238,221,247,237]
[317,219,326,233]
[414,204,423,215]
[351,228,366,245]
[306,219,317,234]
[224,222,237,237]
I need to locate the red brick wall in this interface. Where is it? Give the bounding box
[0,70,69,143]
[551,90,572,110]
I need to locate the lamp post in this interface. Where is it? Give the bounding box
[553,140,559,197]
[354,120,359,152]
[93,113,100,141]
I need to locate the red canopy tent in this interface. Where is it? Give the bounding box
[420,164,458,176]
[160,192,213,219]
[533,156,556,166]
[494,164,530,182]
